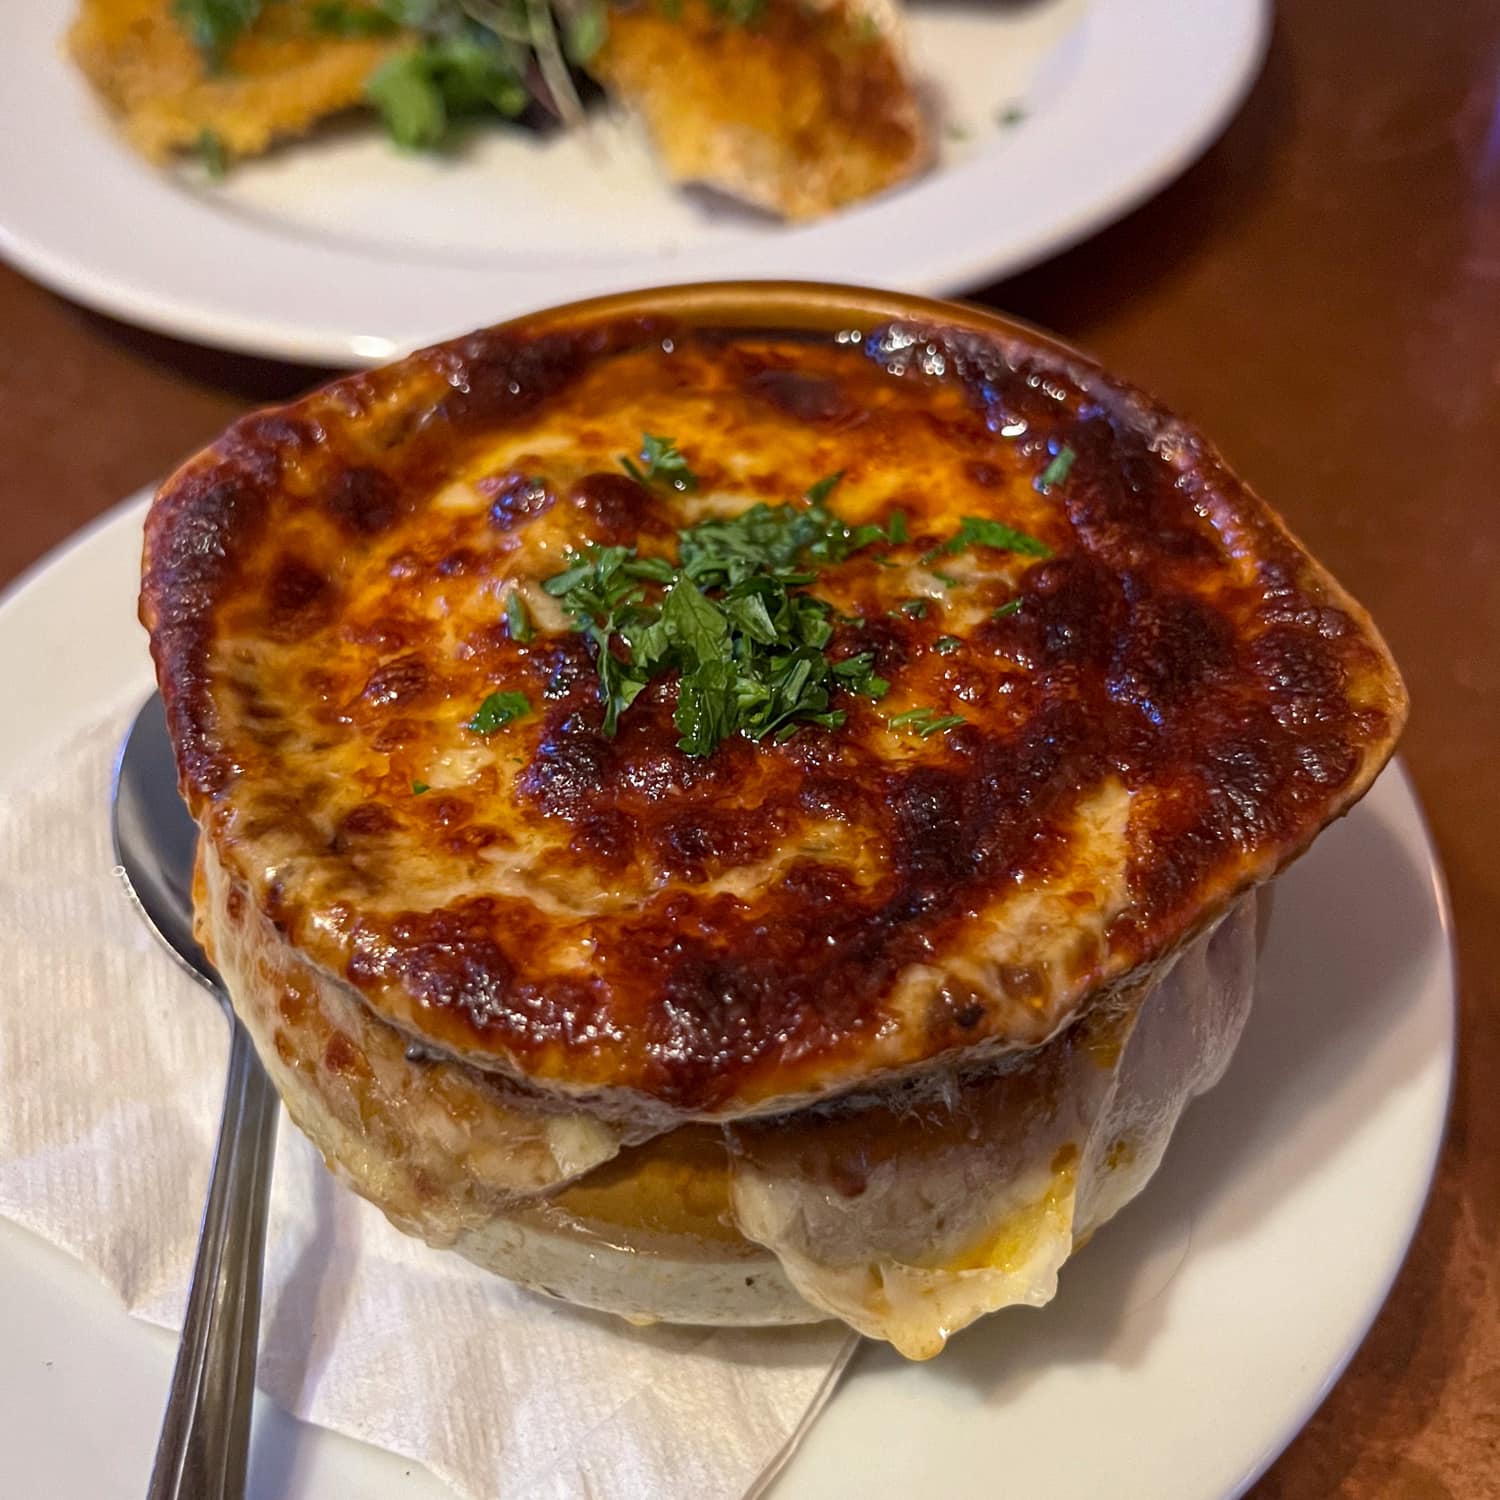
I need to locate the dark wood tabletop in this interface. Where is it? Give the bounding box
[2,2,1495,1495]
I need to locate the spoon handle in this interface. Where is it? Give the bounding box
[148,1019,280,1500]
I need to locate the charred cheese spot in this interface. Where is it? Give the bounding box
[142,310,1406,1119]
[325,465,401,536]
[568,471,663,545]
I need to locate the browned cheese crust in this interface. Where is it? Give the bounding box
[141,294,1407,1126]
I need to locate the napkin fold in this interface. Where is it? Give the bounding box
[0,705,853,1500]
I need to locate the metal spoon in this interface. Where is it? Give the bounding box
[112,693,279,1500]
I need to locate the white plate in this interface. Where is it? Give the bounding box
[0,495,1453,1500]
[0,0,1267,365]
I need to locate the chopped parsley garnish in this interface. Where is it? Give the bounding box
[548,543,888,752]
[675,498,901,586]
[889,707,966,738]
[468,691,531,734]
[468,450,1048,758]
[563,0,608,62]
[992,598,1023,619]
[411,780,430,795]
[366,24,532,151]
[311,2,399,36]
[708,0,766,24]
[367,52,449,149]
[620,433,698,493]
[1036,444,1077,492]
[506,590,533,643]
[833,653,890,699]
[195,128,227,180]
[172,0,767,158]
[173,0,263,69]
[931,570,961,588]
[542,486,898,755]
[804,471,845,505]
[922,515,1052,564]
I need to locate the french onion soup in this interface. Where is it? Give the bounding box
[140,285,1406,1358]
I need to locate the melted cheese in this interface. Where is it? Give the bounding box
[143,302,1405,1121]
[726,897,1257,1358]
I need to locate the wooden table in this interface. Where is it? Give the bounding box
[2,3,1495,1494]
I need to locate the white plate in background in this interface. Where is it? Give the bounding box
[0,493,1454,1498]
[0,0,1268,364]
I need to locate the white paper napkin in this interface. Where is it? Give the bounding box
[0,704,854,1500]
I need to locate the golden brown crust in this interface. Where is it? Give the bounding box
[591,0,930,219]
[69,0,929,216]
[203,800,1259,1347]
[141,286,1407,1122]
[69,0,406,163]
[202,829,823,1323]
[197,838,636,1244]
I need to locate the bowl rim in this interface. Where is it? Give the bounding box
[444,279,1095,370]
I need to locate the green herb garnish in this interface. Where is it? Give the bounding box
[311,2,400,36]
[931,570,961,588]
[366,50,449,149]
[172,0,754,155]
[195,128,228,179]
[366,32,528,150]
[411,780,430,795]
[1036,444,1076,492]
[173,0,263,69]
[468,691,531,734]
[992,598,1023,619]
[804,471,845,505]
[543,494,895,756]
[563,0,608,61]
[506,590,533,643]
[621,433,698,493]
[676,500,884,586]
[544,545,666,735]
[888,707,966,738]
[896,598,929,619]
[377,0,443,21]
[922,515,1052,564]
[833,653,890,699]
[933,636,962,654]
[708,0,766,24]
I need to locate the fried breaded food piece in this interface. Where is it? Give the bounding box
[68,0,407,162]
[590,0,931,219]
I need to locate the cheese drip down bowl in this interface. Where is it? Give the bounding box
[141,283,1406,1358]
